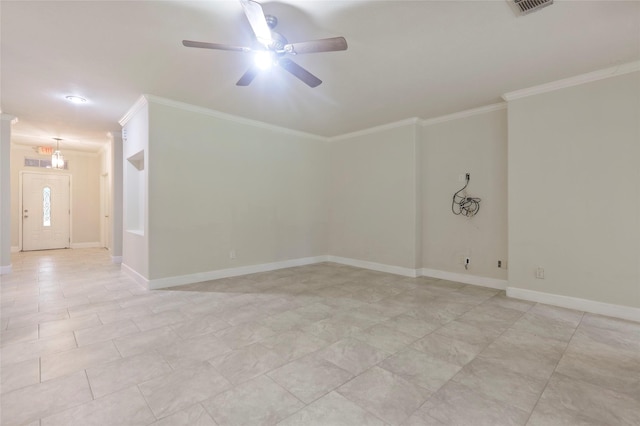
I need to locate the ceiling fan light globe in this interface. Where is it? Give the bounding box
[254,51,274,70]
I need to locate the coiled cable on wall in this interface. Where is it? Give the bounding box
[452,174,481,217]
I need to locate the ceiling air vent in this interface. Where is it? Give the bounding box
[514,0,553,15]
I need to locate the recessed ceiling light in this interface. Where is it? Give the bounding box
[65,95,87,104]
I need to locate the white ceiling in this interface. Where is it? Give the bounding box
[2,1,639,152]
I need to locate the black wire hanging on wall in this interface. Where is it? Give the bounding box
[452,174,481,217]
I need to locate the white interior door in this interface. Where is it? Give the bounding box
[22,173,70,251]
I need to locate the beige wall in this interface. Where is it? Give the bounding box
[508,71,640,308]
[329,122,419,270]
[10,145,101,248]
[1,116,13,270]
[145,99,329,280]
[421,108,508,280]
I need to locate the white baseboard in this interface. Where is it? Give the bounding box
[328,256,418,278]
[0,264,12,275]
[421,268,507,290]
[70,242,102,249]
[507,287,640,323]
[111,256,123,264]
[121,263,149,288]
[147,256,330,290]
[10,246,20,253]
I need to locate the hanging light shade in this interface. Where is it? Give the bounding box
[52,138,65,169]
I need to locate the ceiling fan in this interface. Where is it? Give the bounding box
[182,0,347,88]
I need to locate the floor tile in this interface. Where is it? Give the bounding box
[40,385,155,426]
[260,329,329,363]
[39,314,102,339]
[268,353,354,403]
[277,391,385,426]
[528,303,584,327]
[317,338,390,375]
[139,361,232,419]
[97,305,152,324]
[209,343,285,385]
[411,332,483,367]
[477,331,565,381]
[414,381,529,426]
[533,373,640,425]
[380,347,461,392]
[433,319,502,347]
[555,334,640,395]
[214,321,276,349]
[86,351,173,398]
[112,325,181,358]
[5,249,639,426]
[74,319,140,347]
[132,309,190,331]
[1,332,77,365]
[452,357,548,413]
[150,403,218,426]
[352,323,417,354]
[300,316,362,343]
[7,309,69,330]
[336,366,432,425]
[170,314,231,339]
[158,331,232,370]
[572,322,640,352]
[202,375,304,426]
[0,324,39,346]
[509,313,577,342]
[378,314,440,338]
[0,370,93,425]
[41,340,122,381]
[579,313,640,336]
[0,357,40,394]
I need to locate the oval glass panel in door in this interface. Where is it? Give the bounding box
[43,186,51,227]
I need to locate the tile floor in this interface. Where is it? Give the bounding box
[1,248,639,425]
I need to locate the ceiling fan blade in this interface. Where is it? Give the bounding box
[236,66,260,86]
[284,37,348,55]
[182,40,251,52]
[240,0,272,46]
[278,58,322,88]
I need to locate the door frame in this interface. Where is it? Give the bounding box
[19,171,73,252]
[100,172,111,250]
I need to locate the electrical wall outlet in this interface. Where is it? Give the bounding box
[535,266,545,279]
[229,249,236,259]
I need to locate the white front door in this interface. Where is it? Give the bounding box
[22,173,71,251]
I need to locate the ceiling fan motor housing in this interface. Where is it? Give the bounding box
[265,14,278,29]
[269,31,287,51]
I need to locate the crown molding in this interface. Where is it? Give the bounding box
[328,118,420,142]
[118,95,149,127]
[143,94,327,142]
[420,103,506,127]
[502,60,640,101]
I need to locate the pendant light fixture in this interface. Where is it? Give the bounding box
[52,138,65,169]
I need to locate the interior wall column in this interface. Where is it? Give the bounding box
[0,114,16,274]
[109,130,123,263]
